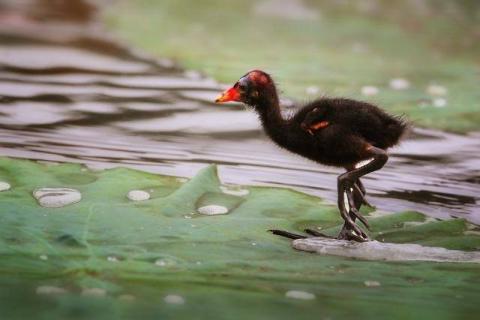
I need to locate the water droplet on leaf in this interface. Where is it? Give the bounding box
[433,98,447,108]
[127,190,150,201]
[164,294,185,305]
[427,84,447,96]
[198,205,229,215]
[107,256,119,262]
[0,181,10,192]
[285,290,316,300]
[33,188,81,208]
[36,286,67,295]
[364,280,381,287]
[361,86,379,96]
[389,78,410,90]
[305,86,320,95]
[82,288,107,297]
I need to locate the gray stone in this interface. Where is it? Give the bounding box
[293,238,480,263]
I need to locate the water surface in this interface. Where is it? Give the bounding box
[0,0,478,223]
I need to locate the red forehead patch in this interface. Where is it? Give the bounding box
[248,71,270,85]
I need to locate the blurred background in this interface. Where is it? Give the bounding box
[107,0,480,132]
[0,0,478,221]
[0,0,479,319]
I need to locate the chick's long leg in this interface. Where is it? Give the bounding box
[336,170,370,239]
[356,178,366,195]
[344,164,370,207]
[270,183,366,241]
[337,146,388,242]
[337,183,367,241]
[270,148,387,242]
[353,178,374,207]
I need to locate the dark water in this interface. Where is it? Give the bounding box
[0,0,478,223]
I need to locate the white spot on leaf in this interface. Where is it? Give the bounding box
[389,78,410,90]
[82,288,107,297]
[164,294,185,305]
[36,286,67,295]
[155,258,177,267]
[433,98,447,108]
[198,205,229,215]
[361,86,379,96]
[107,256,119,263]
[364,280,381,287]
[305,86,320,95]
[285,290,316,300]
[33,188,81,208]
[427,84,447,96]
[155,259,167,267]
[127,190,150,201]
[0,181,11,192]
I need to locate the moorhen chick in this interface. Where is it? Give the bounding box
[215,70,408,242]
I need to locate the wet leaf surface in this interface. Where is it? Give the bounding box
[0,157,479,319]
[1,1,480,318]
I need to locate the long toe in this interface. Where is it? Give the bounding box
[304,228,334,238]
[269,229,307,240]
[350,207,370,230]
[337,223,369,242]
[346,228,369,242]
[353,184,374,207]
[349,230,369,242]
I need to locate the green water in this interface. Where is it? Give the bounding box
[105,0,480,133]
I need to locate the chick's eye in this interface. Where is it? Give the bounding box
[238,83,247,91]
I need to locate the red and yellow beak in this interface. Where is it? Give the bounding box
[215,87,240,103]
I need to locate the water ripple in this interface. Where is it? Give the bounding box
[0,0,478,224]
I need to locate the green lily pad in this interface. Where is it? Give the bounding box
[0,157,479,319]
